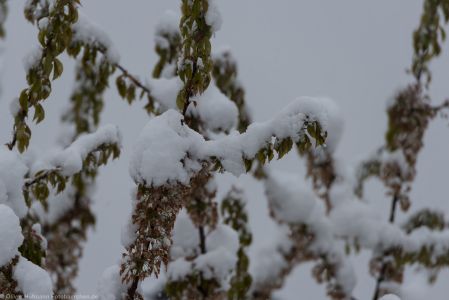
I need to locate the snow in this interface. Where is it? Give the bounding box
[31,223,47,250]
[263,172,356,294]
[130,97,332,186]
[0,204,24,267]
[129,110,204,187]
[168,224,239,287]
[265,171,316,223]
[251,225,292,286]
[51,124,121,176]
[154,10,180,49]
[0,148,28,218]
[23,46,43,71]
[195,224,239,285]
[37,17,49,30]
[171,210,200,259]
[97,265,131,300]
[205,0,223,33]
[9,97,21,117]
[380,294,401,300]
[31,186,77,224]
[121,188,138,248]
[380,149,411,178]
[147,77,183,111]
[187,81,238,132]
[258,168,449,260]
[147,77,238,132]
[13,256,53,297]
[167,258,191,281]
[309,97,343,153]
[72,14,120,63]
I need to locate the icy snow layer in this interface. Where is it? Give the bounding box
[147,77,238,132]
[0,148,28,218]
[97,265,133,300]
[167,222,239,287]
[72,14,120,63]
[130,97,334,187]
[13,256,53,297]
[51,124,122,176]
[0,204,24,267]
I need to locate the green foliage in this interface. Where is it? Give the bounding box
[153,23,181,78]
[412,0,449,84]
[177,0,214,113]
[22,142,120,210]
[221,187,253,300]
[23,168,66,209]
[0,257,21,297]
[403,209,446,233]
[239,120,327,172]
[114,72,156,114]
[212,51,251,133]
[64,43,116,134]
[18,225,46,267]
[166,273,222,300]
[12,0,81,152]
[0,0,8,38]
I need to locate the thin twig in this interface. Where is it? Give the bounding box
[115,63,152,96]
[372,194,399,300]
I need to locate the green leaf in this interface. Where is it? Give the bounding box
[53,58,63,80]
[116,76,127,98]
[19,89,29,112]
[126,84,136,104]
[33,103,45,123]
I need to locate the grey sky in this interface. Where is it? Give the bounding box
[1,1,449,299]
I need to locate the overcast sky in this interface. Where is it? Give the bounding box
[1,1,449,299]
